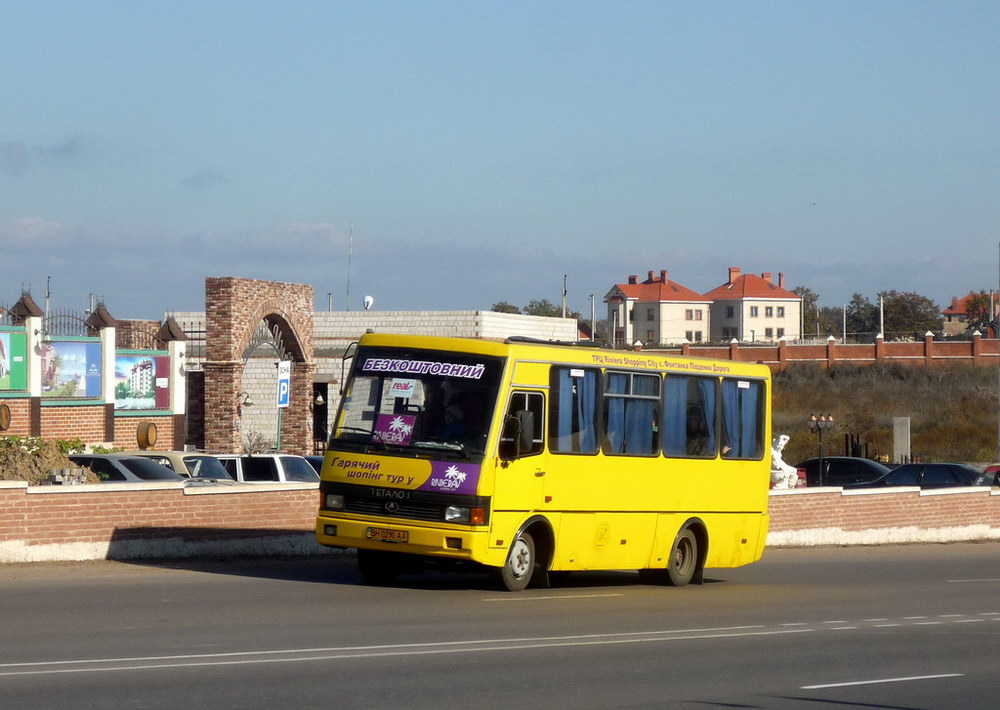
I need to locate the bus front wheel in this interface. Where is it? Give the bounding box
[357,548,402,586]
[494,530,536,592]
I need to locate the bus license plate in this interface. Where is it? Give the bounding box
[366,527,408,544]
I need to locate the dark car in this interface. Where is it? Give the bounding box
[794,456,893,487]
[305,455,324,474]
[846,462,991,490]
[69,454,186,483]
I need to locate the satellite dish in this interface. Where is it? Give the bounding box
[363,295,374,311]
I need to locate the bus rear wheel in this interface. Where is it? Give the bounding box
[493,530,536,592]
[640,527,698,587]
[357,548,402,586]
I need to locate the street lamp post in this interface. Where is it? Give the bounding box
[808,414,836,486]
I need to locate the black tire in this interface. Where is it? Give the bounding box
[357,548,402,586]
[639,527,699,587]
[665,528,698,587]
[494,530,536,592]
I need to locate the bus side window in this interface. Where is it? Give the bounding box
[721,379,765,460]
[663,375,718,458]
[499,391,544,459]
[549,367,599,454]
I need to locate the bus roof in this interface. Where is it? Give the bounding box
[355,333,771,379]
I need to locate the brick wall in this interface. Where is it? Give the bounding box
[0,398,32,436]
[671,332,998,372]
[39,404,105,441]
[2,481,998,563]
[767,487,1000,545]
[113,416,176,450]
[0,481,324,562]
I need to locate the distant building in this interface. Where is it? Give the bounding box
[942,291,992,336]
[604,269,712,347]
[703,267,801,343]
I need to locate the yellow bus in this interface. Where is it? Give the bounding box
[316,333,771,591]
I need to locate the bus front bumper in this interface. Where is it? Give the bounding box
[315,514,491,561]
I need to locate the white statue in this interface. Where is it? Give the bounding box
[770,434,800,489]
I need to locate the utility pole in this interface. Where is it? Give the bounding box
[590,294,596,341]
[345,223,354,312]
[561,274,567,318]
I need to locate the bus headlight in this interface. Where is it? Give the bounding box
[445,506,485,524]
[325,494,345,510]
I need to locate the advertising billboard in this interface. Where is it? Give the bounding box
[115,354,170,410]
[0,330,28,391]
[40,340,103,398]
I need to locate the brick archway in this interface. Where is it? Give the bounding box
[203,277,315,454]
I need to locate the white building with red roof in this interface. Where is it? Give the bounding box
[703,267,801,343]
[604,269,713,346]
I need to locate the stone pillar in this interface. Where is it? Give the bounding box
[924,331,934,367]
[204,361,242,453]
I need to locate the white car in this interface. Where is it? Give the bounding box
[214,454,320,484]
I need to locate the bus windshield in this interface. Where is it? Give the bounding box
[330,346,505,460]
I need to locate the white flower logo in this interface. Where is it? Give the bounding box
[388,416,413,436]
[443,465,467,484]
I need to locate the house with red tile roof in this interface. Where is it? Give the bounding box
[703,267,801,343]
[942,291,993,336]
[604,269,712,346]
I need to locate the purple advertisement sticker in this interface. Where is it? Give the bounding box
[373,414,416,445]
[418,461,482,495]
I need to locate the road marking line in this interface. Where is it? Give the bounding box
[915,621,943,625]
[830,627,857,631]
[947,579,1000,583]
[822,620,847,624]
[483,593,625,602]
[862,618,888,622]
[875,624,900,627]
[803,673,963,690]
[954,619,984,623]
[0,628,812,677]
[903,616,927,619]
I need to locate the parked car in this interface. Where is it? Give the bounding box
[214,454,320,483]
[794,456,893,487]
[121,451,235,483]
[69,454,186,483]
[845,462,992,489]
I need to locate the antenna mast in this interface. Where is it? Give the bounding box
[345,223,354,312]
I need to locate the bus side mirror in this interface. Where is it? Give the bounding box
[500,410,535,461]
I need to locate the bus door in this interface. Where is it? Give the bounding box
[493,390,547,513]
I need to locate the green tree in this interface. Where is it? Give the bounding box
[962,291,993,332]
[879,290,942,339]
[523,299,581,320]
[794,286,819,336]
[490,301,521,314]
[846,293,879,339]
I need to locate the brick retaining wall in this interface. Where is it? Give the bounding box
[2,482,998,563]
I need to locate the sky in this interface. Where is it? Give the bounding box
[2,2,998,319]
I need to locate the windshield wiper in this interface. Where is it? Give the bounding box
[409,439,470,458]
[331,426,386,451]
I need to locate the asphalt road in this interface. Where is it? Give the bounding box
[1,543,999,709]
